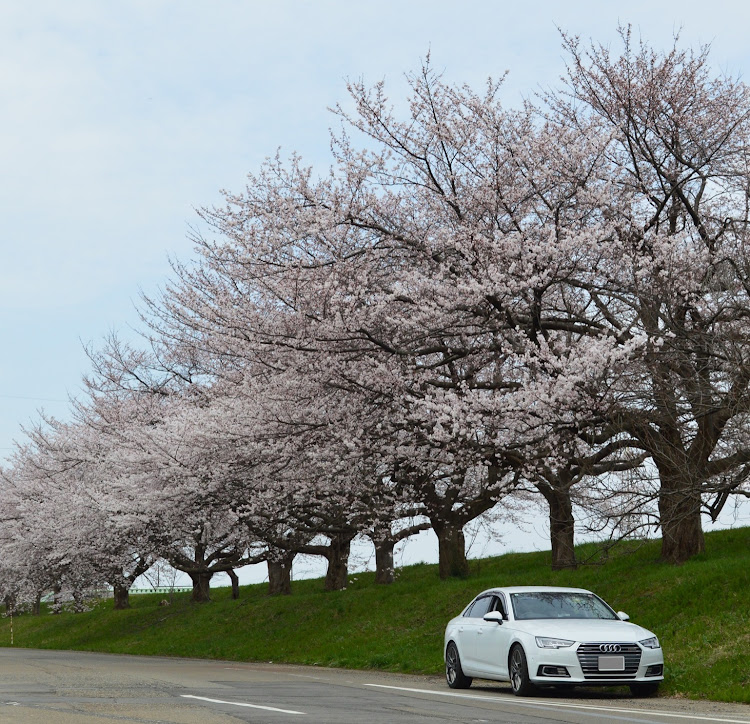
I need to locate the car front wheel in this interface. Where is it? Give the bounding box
[445,642,472,689]
[509,645,535,696]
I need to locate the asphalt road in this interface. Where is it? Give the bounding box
[0,648,748,724]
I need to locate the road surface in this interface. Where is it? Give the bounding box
[0,648,747,723]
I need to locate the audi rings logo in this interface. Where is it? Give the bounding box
[599,644,622,653]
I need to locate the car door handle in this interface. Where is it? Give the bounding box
[477,629,484,635]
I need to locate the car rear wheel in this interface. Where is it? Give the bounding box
[630,682,660,697]
[509,645,535,696]
[445,642,472,689]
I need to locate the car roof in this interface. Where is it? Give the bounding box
[473,586,593,597]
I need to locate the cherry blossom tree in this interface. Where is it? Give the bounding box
[0,417,155,611]
[545,28,750,563]
[5,29,747,592]
[140,59,634,579]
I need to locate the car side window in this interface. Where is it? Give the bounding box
[468,595,493,618]
[462,600,476,618]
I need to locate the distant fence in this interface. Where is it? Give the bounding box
[39,586,192,603]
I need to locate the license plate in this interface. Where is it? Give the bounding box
[598,655,625,671]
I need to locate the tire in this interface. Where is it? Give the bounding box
[445,642,472,689]
[509,645,535,696]
[630,682,660,697]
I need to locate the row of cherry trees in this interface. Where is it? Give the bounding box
[2,29,750,609]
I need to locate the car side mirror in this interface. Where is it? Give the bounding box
[617,611,630,621]
[483,611,504,625]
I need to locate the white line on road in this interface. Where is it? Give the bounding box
[287,673,326,681]
[181,694,306,715]
[364,685,750,724]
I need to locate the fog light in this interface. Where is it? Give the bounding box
[538,665,570,677]
[645,664,663,677]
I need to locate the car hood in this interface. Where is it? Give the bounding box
[512,618,655,642]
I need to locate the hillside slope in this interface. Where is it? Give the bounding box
[4,527,749,703]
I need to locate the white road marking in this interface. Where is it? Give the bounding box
[287,672,326,681]
[181,694,306,715]
[364,685,750,724]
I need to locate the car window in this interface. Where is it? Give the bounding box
[467,595,494,618]
[510,592,618,620]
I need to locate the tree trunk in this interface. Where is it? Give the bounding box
[188,571,213,603]
[72,589,86,613]
[435,523,469,579]
[112,582,131,610]
[227,569,240,600]
[542,485,577,570]
[52,584,62,614]
[268,553,294,595]
[374,539,396,584]
[32,593,41,616]
[659,473,705,564]
[324,532,353,591]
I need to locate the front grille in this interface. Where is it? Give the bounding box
[576,642,642,679]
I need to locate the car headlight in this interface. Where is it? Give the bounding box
[639,636,661,649]
[535,637,575,649]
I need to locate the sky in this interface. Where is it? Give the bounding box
[2,1,750,585]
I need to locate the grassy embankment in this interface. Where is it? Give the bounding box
[3,526,748,703]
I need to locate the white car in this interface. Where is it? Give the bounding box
[444,586,664,697]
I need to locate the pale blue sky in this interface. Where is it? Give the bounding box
[4,1,750,459]
[2,2,749,582]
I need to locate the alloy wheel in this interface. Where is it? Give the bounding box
[510,649,523,692]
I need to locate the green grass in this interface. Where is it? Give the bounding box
[4,527,749,703]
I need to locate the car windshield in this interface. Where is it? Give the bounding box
[510,592,618,620]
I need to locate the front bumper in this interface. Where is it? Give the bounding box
[526,642,664,686]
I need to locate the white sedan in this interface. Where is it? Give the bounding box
[444,586,664,697]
